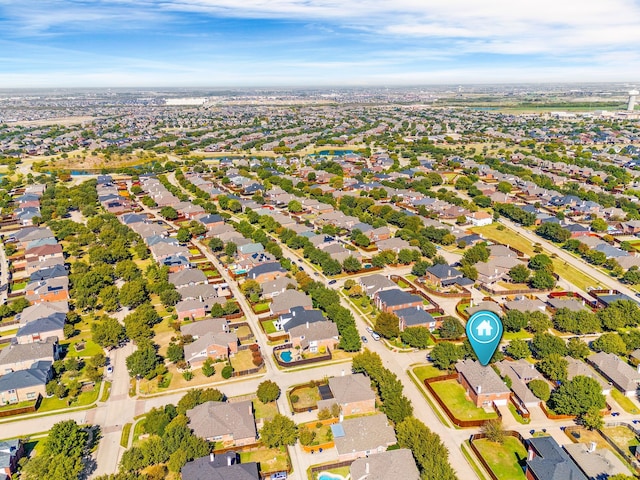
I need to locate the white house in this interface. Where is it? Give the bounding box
[466,211,493,227]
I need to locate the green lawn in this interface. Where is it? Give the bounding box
[0,399,37,413]
[397,279,410,289]
[473,437,527,480]
[100,381,111,402]
[61,338,104,358]
[611,389,640,414]
[503,330,532,341]
[38,382,100,412]
[290,385,321,410]
[413,365,447,381]
[253,399,278,422]
[431,379,498,421]
[11,281,27,291]
[120,423,132,448]
[261,320,277,334]
[240,446,289,473]
[254,302,270,313]
[508,403,530,424]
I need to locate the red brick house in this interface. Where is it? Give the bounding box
[374,288,423,313]
[455,359,510,407]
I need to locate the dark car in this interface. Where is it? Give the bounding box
[328,279,337,285]
[361,336,368,343]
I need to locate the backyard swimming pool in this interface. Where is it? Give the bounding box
[318,473,345,480]
[280,351,293,362]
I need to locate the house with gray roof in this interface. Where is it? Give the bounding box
[181,453,259,480]
[565,357,611,395]
[547,297,588,312]
[260,276,297,299]
[333,414,397,461]
[180,318,229,339]
[503,297,548,314]
[275,307,325,332]
[525,436,587,480]
[358,274,396,298]
[169,268,207,288]
[496,359,544,408]
[269,290,312,316]
[394,307,437,331]
[16,314,65,345]
[289,320,339,352]
[317,373,376,416]
[186,401,257,446]
[183,331,238,366]
[455,359,511,407]
[0,337,58,375]
[587,352,640,396]
[350,449,420,480]
[374,289,423,313]
[0,439,24,479]
[245,262,287,283]
[563,442,630,479]
[178,283,222,302]
[0,361,52,405]
[17,301,68,325]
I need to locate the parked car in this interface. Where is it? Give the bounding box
[365,326,373,333]
[371,332,381,341]
[361,336,368,343]
[106,365,113,375]
[328,279,337,285]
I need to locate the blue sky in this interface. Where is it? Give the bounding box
[1,0,640,87]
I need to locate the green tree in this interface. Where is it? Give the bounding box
[287,200,303,213]
[46,420,88,457]
[481,419,506,444]
[531,333,567,359]
[503,310,528,332]
[580,407,604,430]
[529,269,555,290]
[438,317,465,339]
[160,206,178,220]
[176,388,224,414]
[257,380,281,403]
[567,337,591,359]
[548,375,606,416]
[396,417,458,480]
[224,242,237,257]
[528,254,553,272]
[375,311,400,339]
[528,379,551,402]
[119,280,148,308]
[506,339,530,359]
[176,227,191,243]
[590,217,608,232]
[260,414,298,448]
[400,327,431,348]
[411,260,430,277]
[430,342,462,370]
[166,343,184,363]
[201,358,215,377]
[592,333,627,355]
[208,237,223,252]
[508,264,530,283]
[91,316,127,349]
[126,344,160,379]
[342,256,362,273]
[537,353,568,382]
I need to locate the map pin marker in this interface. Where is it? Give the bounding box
[466,310,503,366]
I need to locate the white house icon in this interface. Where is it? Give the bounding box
[476,319,493,337]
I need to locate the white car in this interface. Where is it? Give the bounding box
[365,326,373,333]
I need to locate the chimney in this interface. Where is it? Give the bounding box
[589,442,596,453]
[306,321,309,329]
[477,385,482,394]
[527,447,534,462]
[210,453,215,462]
[365,462,370,474]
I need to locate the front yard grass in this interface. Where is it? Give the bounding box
[413,365,447,382]
[38,382,100,412]
[430,379,498,421]
[231,349,261,371]
[240,446,289,473]
[261,320,277,334]
[473,437,527,480]
[611,389,640,414]
[253,399,278,422]
[120,423,132,448]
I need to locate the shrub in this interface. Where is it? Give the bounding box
[252,355,264,367]
[221,365,233,379]
[290,394,299,403]
[528,379,551,402]
[182,371,193,381]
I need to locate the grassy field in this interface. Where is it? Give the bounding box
[253,398,278,422]
[413,365,447,382]
[431,379,498,421]
[602,425,640,457]
[473,437,527,480]
[611,389,640,414]
[38,383,100,412]
[470,223,598,291]
[240,446,289,473]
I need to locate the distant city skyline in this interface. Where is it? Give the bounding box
[1,0,640,88]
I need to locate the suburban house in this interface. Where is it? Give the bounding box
[0,337,58,375]
[358,274,396,298]
[181,453,259,480]
[24,243,64,264]
[587,352,640,397]
[25,277,70,303]
[169,268,207,288]
[178,283,225,302]
[29,264,68,283]
[466,211,493,227]
[317,373,376,416]
[0,361,52,405]
[17,302,68,325]
[183,331,239,366]
[564,442,630,480]
[245,263,287,283]
[350,449,420,480]
[333,414,397,461]
[186,401,257,446]
[275,307,325,332]
[496,359,544,408]
[180,318,229,339]
[288,320,339,353]
[424,264,464,287]
[455,359,511,407]
[394,307,438,332]
[565,357,611,395]
[175,298,224,321]
[269,290,313,316]
[525,436,587,480]
[16,314,65,345]
[0,439,24,480]
[374,289,423,313]
[259,277,297,299]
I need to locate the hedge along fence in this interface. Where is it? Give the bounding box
[424,374,502,428]
[468,431,527,480]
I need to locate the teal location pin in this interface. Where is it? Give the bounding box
[466,310,503,366]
